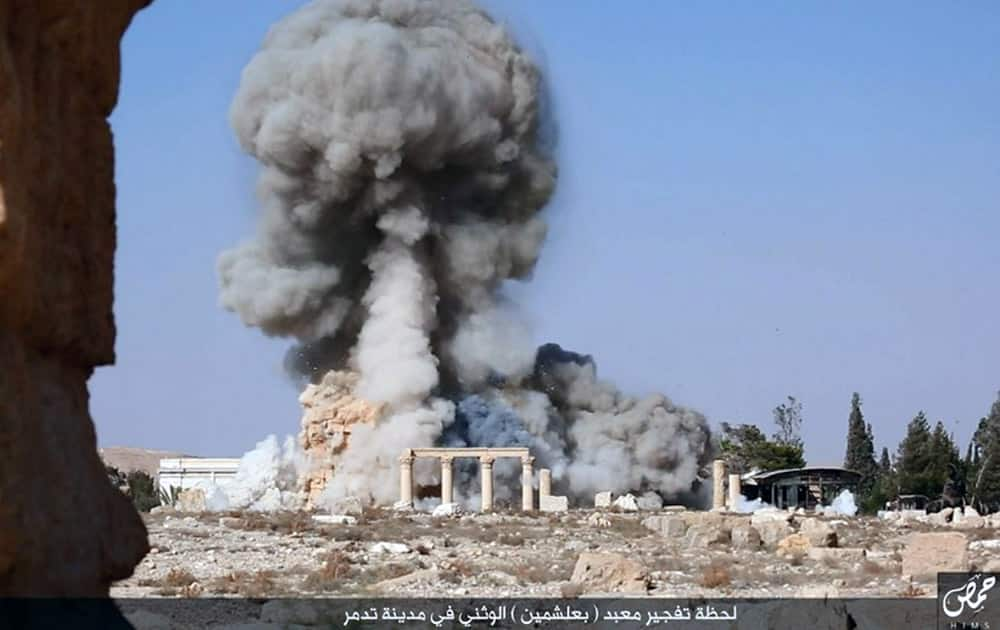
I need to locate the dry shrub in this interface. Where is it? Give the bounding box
[698,564,732,589]
[161,568,197,588]
[364,562,413,583]
[508,560,572,585]
[361,505,389,523]
[144,569,201,597]
[302,550,354,592]
[649,555,682,573]
[208,570,278,597]
[498,534,525,546]
[336,526,372,542]
[440,558,476,584]
[239,511,314,535]
[467,527,498,544]
[560,583,585,598]
[861,560,889,575]
[605,518,651,538]
[898,581,926,597]
[820,555,841,570]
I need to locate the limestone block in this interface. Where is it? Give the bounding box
[540,495,568,513]
[731,525,762,550]
[176,488,207,512]
[594,492,613,508]
[612,494,639,512]
[570,552,649,594]
[756,520,794,548]
[776,533,812,558]
[901,532,968,579]
[798,518,838,548]
[642,515,688,538]
[684,524,731,548]
[432,502,461,517]
[636,492,663,511]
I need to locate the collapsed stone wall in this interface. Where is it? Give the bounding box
[0,0,151,595]
[298,371,383,507]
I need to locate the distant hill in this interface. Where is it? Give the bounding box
[99,447,188,478]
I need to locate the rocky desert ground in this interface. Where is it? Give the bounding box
[111,502,1000,601]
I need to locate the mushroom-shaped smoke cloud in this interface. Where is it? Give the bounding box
[219,0,711,506]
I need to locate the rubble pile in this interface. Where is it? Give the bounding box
[297,371,384,507]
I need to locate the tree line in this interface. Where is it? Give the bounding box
[718,390,1000,513]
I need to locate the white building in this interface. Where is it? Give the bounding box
[158,458,239,494]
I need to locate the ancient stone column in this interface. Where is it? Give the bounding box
[521,456,535,511]
[539,468,552,498]
[480,456,495,512]
[728,473,742,510]
[399,454,415,507]
[440,455,454,505]
[712,459,726,510]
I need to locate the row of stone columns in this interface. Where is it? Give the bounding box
[711,458,743,511]
[399,453,536,512]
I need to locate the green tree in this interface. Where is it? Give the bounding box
[126,470,160,513]
[772,396,803,449]
[928,420,959,495]
[879,447,892,474]
[844,393,878,508]
[970,391,1000,512]
[895,411,935,496]
[872,446,896,507]
[719,423,805,474]
[106,465,127,489]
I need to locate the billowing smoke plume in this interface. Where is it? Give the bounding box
[219,0,712,507]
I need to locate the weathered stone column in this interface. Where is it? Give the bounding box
[399,454,415,507]
[539,468,552,499]
[440,455,454,505]
[480,456,495,512]
[712,459,726,510]
[728,473,742,510]
[521,456,535,511]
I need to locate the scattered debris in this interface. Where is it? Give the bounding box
[594,492,613,509]
[612,494,639,512]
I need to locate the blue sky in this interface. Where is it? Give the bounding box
[92,1,1000,465]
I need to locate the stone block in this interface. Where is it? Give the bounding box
[642,515,688,538]
[594,492,613,508]
[776,533,811,558]
[570,552,649,594]
[684,524,731,548]
[432,502,461,517]
[613,494,639,512]
[798,518,838,547]
[329,496,364,516]
[540,495,568,513]
[637,492,663,511]
[807,547,866,563]
[901,532,968,579]
[756,520,794,548]
[731,525,762,550]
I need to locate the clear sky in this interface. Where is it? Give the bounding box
[92,0,1000,466]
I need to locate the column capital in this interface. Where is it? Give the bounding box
[399,455,415,466]
[479,455,495,466]
[440,455,455,465]
[521,455,535,466]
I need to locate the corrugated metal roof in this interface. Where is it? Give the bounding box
[747,466,862,483]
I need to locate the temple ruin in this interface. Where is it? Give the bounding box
[398,447,535,512]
